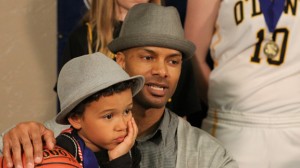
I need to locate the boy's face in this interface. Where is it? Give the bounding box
[116,46,182,109]
[69,88,133,151]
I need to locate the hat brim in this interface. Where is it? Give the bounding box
[55,75,144,125]
[108,34,195,60]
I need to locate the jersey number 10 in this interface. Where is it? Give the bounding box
[250,28,289,66]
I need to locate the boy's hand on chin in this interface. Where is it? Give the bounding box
[108,118,138,161]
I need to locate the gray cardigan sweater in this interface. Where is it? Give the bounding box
[176,117,238,168]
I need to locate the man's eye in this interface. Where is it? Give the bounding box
[170,60,179,64]
[143,56,153,60]
[169,59,181,65]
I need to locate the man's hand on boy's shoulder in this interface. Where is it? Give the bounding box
[2,121,56,168]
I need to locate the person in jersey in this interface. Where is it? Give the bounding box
[185,0,300,167]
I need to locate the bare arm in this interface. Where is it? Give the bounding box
[184,0,220,104]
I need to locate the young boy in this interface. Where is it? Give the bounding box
[54,52,144,168]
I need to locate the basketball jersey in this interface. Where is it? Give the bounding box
[209,0,300,115]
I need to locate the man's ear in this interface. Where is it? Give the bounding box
[115,52,125,69]
[68,115,82,129]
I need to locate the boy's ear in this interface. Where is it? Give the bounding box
[115,52,125,69]
[68,115,82,129]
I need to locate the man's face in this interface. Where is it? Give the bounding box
[116,46,182,109]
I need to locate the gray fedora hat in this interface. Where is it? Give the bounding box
[56,52,145,125]
[108,3,195,60]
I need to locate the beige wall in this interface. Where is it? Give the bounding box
[0,0,57,132]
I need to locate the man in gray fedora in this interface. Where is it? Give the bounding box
[1,3,238,168]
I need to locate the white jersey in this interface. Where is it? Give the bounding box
[209,0,300,116]
[203,1,300,167]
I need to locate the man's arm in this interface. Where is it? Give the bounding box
[44,117,70,137]
[0,117,69,168]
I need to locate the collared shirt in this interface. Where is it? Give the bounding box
[137,109,179,168]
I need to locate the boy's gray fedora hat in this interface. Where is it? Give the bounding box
[56,52,145,125]
[108,3,195,60]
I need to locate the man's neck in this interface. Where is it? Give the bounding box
[133,105,165,138]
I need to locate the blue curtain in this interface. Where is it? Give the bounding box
[57,0,88,74]
[57,0,88,112]
[165,0,187,26]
